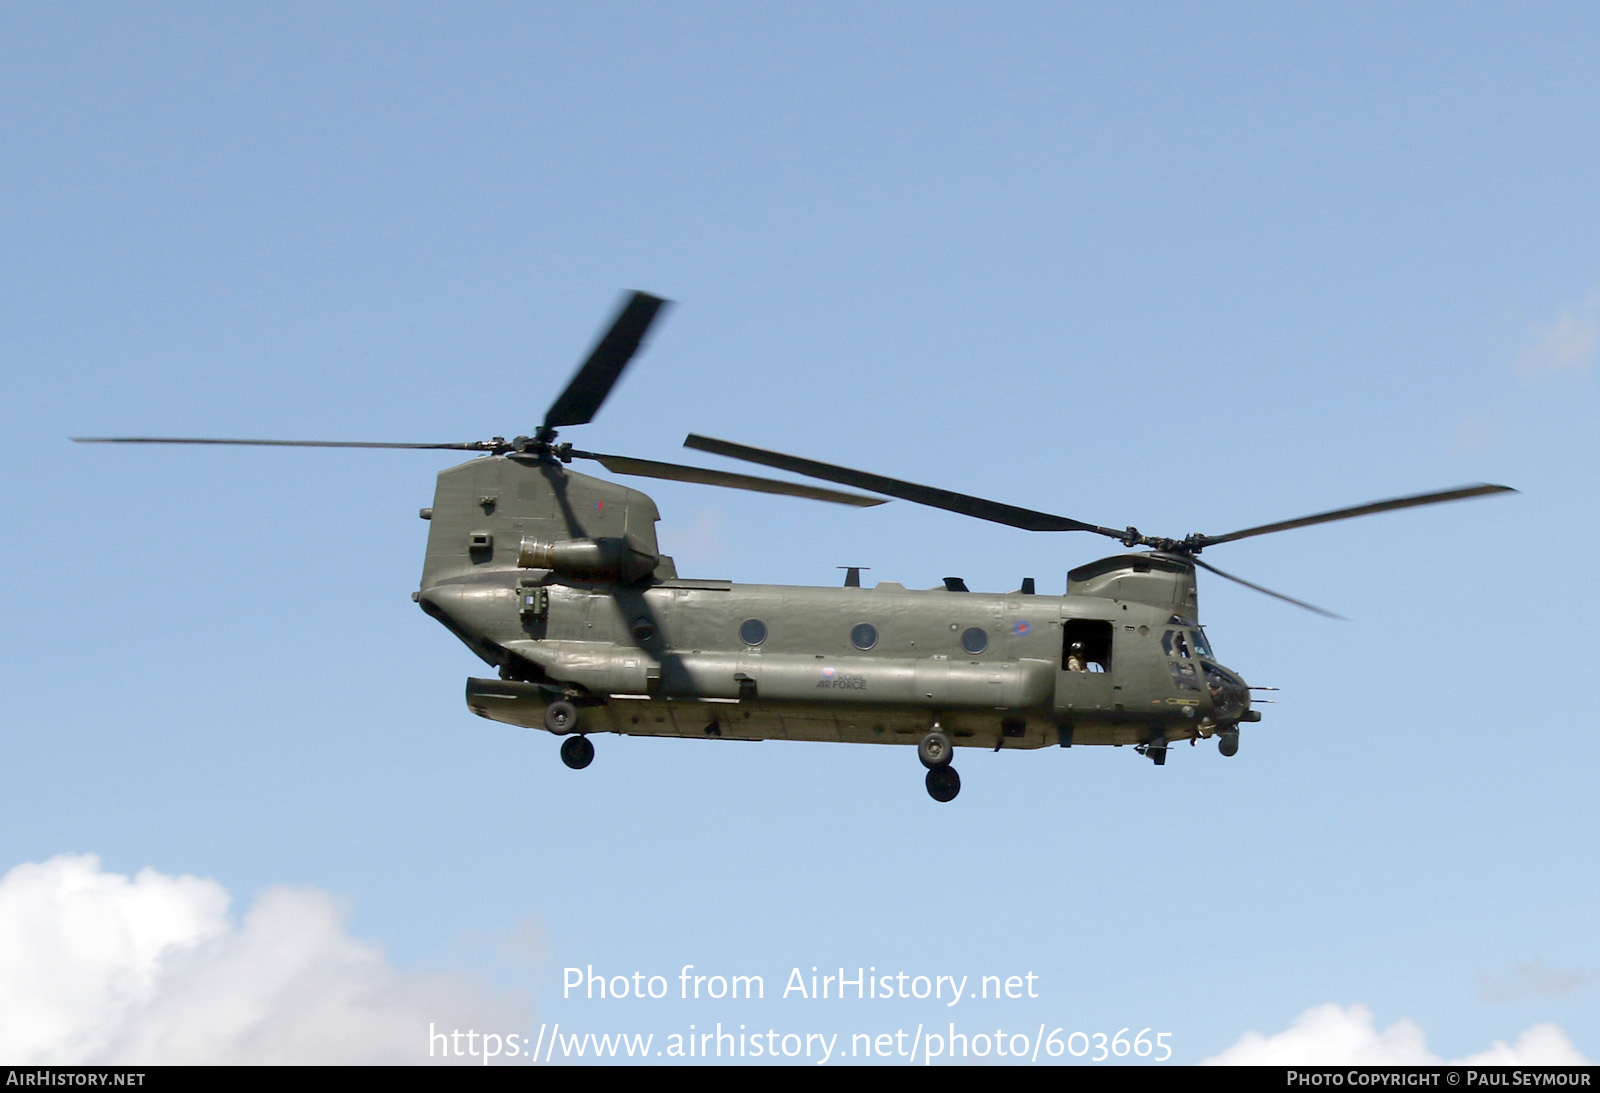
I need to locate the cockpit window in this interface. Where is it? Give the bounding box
[1202,660,1247,719]
[1191,629,1214,658]
[1162,630,1192,659]
[1170,660,1201,692]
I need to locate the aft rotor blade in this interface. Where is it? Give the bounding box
[685,434,1124,536]
[1192,484,1517,548]
[569,450,886,507]
[72,436,491,450]
[543,291,670,431]
[1184,554,1345,620]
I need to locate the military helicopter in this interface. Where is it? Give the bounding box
[76,291,1513,802]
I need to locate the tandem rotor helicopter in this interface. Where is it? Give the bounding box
[77,291,1513,802]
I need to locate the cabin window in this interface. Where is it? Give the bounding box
[850,623,878,651]
[960,627,988,655]
[1063,619,1112,673]
[739,618,767,646]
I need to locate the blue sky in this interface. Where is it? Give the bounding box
[2,2,1595,1064]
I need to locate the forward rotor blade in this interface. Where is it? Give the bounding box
[685,434,1124,536]
[72,436,490,450]
[1192,484,1517,548]
[543,291,670,431]
[1182,554,1345,620]
[569,450,886,507]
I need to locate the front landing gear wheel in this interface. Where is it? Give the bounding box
[925,765,960,803]
[544,700,578,734]
[560,735,594,770]
[918,730,953,769]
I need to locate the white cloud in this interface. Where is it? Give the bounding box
[1515,290,1600,379]
[1455,1025,1588,1066]
[0,854,525,1064]
[1204,1003,1588,1066]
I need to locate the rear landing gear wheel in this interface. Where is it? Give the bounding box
[925,765,960,803]
[544,700,578,734]
[918,730,953,769]
[560,735,594,770]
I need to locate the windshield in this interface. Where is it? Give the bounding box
[1201,661,1247,720]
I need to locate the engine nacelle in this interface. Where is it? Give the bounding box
[518,535,657,582]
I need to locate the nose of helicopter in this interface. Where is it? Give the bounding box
[1204,660,1251,723]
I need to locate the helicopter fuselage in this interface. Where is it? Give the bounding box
[416,455,1254,755]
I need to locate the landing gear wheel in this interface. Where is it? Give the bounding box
[560,735,594,770]
[925,765,961,803]
[1218,730,1239,757]
[918,730,953,769]
[544,700,578,734]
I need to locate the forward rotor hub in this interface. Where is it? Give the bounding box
[1118,528,1202,554]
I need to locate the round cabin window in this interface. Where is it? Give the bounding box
[739,618,767,646]
[960,627,988,655]
[850,623,878,651]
